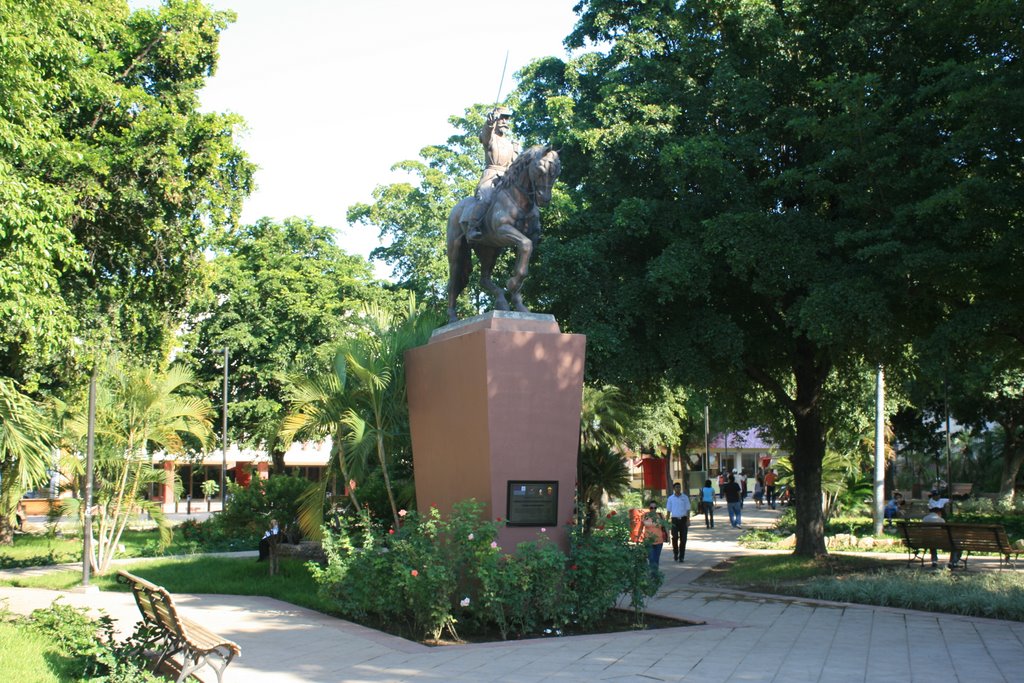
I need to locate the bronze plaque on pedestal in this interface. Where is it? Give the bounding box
[506,481,558,526]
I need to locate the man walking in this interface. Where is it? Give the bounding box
[723,474,743,528]
[666,481,692,562]
[765,468,778,509]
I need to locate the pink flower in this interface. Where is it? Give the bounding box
[570,564,578,571]
[460,597,470,607]
[411,569,419,577]
[467,533,475,541]
[496,517,502,522]
[398,509,407,517]
[540,528,547,533]
[490,541,498,549]
[388,529,395,535]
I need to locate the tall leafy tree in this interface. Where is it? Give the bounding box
[347,114,481,309]
[904,339,1024,500]
[179,217,396,473]
[515,0,1022,555]
[0,0,253,393]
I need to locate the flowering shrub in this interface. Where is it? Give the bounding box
[566,510,660,629]
[309,499,659,641]
[473,534,566,639]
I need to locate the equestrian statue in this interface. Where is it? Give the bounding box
[447,106,561,323]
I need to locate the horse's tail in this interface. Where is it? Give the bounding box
[454,234,471,293]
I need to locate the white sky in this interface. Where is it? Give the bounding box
[190,0,581,273]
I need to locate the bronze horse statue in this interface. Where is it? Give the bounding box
[446,145,561,323]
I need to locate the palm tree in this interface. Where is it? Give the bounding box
[0,379,54,545]
[580,443,632,532]
[578,385,632,532]
[281,295,439,532]
[71,363,213,574]
[580,385,629,449]
[280,370,362,539]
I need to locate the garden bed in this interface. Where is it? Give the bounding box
[394,609,701,646]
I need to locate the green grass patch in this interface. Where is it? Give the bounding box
[0,556,327,615]
[1,527,256,569]
[802,569,1024,621]
[0,533,83,567]
[699,554,1024,621]
[712,554,889,584]
[0,618,79,682]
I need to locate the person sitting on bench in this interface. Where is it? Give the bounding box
[257,518,282,562]
[923,496,962,569]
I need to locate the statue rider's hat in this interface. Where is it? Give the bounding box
[492,106,513,118]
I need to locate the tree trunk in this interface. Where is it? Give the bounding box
[0,516,13,545]
[997,419,1023,501]
[271,444,287,475]
[788,336,830,557]
[792,406,828,556]
[584,491,601,534]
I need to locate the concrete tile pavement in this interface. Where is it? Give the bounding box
[2,504,1022,682]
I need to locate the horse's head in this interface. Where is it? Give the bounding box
[529,146,561,207]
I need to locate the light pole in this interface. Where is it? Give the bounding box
[82,365,97,588]
[221,347,228,511]
[873,366,885,535]
[704,404,710,473]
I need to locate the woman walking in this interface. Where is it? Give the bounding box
[700,479,716,528]
[642,500,669,576]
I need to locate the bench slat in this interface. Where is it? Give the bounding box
[117,570,240,682]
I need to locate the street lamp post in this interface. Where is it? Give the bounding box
[221,347,228,510]
[82,366,97,588]
[873,366,885,535]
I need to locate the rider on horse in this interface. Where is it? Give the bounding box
[463,106,521,242]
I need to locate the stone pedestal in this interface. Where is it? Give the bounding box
[405,312,585,552]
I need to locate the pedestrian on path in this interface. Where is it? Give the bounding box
[700,479,716,528]
[642,500,669,576]
[723,474,743,528]
[765,469,778,509]
[666,482,692,562]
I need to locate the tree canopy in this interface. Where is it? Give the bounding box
[178,216,397,472]
[512,0,1024,554]
[0,0,254,392]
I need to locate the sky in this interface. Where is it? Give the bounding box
[188,0,582,274]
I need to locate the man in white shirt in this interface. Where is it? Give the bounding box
[665,482,692,562]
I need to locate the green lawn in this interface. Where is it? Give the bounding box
[699,554,1024,621]
[0,556,329,615]
[0,618,79,682]
[1,528,255,569]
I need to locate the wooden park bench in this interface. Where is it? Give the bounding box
[895,521,1020,570]
[117,570,241,683]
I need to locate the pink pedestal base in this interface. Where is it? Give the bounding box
[406,312,585,552]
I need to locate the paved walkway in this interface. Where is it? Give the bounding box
[2,505,1022,682]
